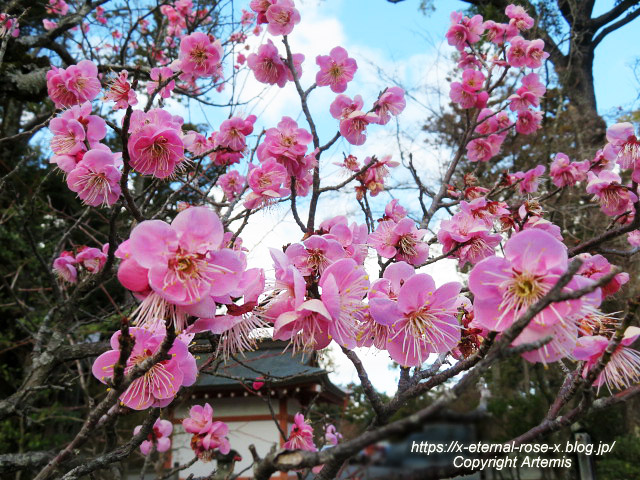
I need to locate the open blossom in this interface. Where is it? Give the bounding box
[505,4,534,31]
[46,60,101,108]
[315,46,357,93]
[247,39,303,88]
[189,418,231,459]
[92,328,197,410]
[370,268,462,366]
[574,327,640,392]
[469,229,586,332]
[134,419,173,455]
[265,0,300,36]
[272,257,368,351]
[446,11,484,51]
[329,94,378,146]
[243,159,290,209]
[515,109,542,135]
[509,72,545,111]
[606,122,640,169]
[0,13,19,38]
[178,32,223,78]
[53,251,77,283]
[48,101,107,173]
[250,0,274,23]
[104,70,137,110]
[373,86,406,125]
[67,148,121,207]
[121,207,246,332]
[49,116,85,156]
[513,165,545,194]
[147,67,176,99]
[318,215,368,264]
[466,135,502,162]
[369,218,429,265]
[128,109,184,178]
[550,153,589,187]
[76,245,108,273]
[285,235,345,276]
[525,39,549,68]
[183,403,214,434]
[47,0,69,16]
[257,116,312,176]
[217,170,245,200]
[217,115,256,152]
[586,170,638,216]
[284,413,317,451]
[577,253,629,298]
[437,212,501,266]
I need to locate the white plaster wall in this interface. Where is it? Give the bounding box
[173,420,282,479]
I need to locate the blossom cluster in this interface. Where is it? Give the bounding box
[53,244,108,284]
[445,5,549,163]
[44,0,639,445]
[182,403,231,460]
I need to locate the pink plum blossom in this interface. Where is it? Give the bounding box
[505,4,534,31]
[76,245,107,273]
[0,13,19,37]
[509,73,545,111]
[469,229,583,332]
[466,135,502,162]
[370,270,462,366]
[373,86,406,125]
[285,235,346,276]
[184,407,231,460]
[247,40,303,88]
[525,39,549,68]
[325,424,342,446]
[586,170,638,216]
[549,153,589,187]
[606,122,640,169]
[147,67,176,99]
[329,94,378,146]
[46,60,101,108]
[178,32,223,79]
[506,36,528,68]
[369,218,429,265]
[104,70,137,110]
[257,116,312,177]
[318,216,368,264]
[183,403,214,434]
[437,212,502,266]
[515,109,542,135]
[217,170,246,200]
[66,148,121,207]
[315,46,357,93]
[576,253,629,298]
[284,413,316,451]
[134,419,173,455]
[92,328,197,410]
[265,0,300,36]
[243,159,290,209]
[53,251,77,283]
[273,258,368,351]
[217,115,256,152]
[573,327,640,392]
[127,110,184,178]
[445,12,484,51]
[513,165,545,194]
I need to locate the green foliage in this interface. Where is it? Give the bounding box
[596,433,640,480]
